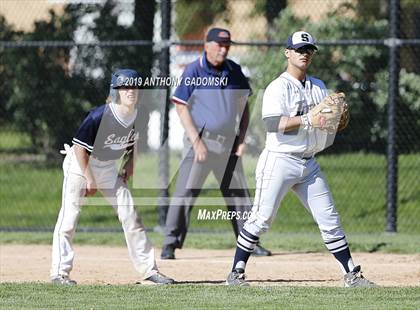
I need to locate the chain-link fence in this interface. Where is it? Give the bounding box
[0,0,419,234]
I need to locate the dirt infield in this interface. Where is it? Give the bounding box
[1,245,419,287]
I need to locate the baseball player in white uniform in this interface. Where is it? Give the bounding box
[50,69,174,285]
[226,31,376,287]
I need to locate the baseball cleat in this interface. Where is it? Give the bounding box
[145,272,175,285]
[160,245,175,259]
[344,265,377,288]
[252,244,272,256]
[51,275,77,285]
[226,269,250,286]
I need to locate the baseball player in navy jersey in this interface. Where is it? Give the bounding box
[226,31,376,287]
[160,28,271,259]
[50,69,174,285]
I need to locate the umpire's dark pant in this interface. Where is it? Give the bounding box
[163,145,252,248]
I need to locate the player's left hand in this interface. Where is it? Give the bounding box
[308,92,347,133]
[235,143,247,157]
[120,158,134,183]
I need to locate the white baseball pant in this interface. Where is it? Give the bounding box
[50,147,157,280]
[244,149,346,243]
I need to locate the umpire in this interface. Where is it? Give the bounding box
[161,28,271,259]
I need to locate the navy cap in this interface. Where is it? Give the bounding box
[110,69,141,89]
[206,27,233,44]
[286,31,318,50]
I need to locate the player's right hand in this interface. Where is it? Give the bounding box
[193,139,208,162]
[235,142,247,157]
[85,178,97,196]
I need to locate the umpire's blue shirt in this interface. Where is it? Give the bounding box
[172,52,251,135]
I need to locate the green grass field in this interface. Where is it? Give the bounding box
[1,231,420,254]
[0,283,419,310]
[1,128,419,237]
[1,130,419,310]
[0,128,32,152]
[1,152,419,233]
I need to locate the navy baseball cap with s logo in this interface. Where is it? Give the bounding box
[286,31,318,50]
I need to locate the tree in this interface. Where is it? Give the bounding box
[174,0,227,39]
[6,8,91,155]
[71,0,157,152]
[0,16,22,124]
[244,3,420,153]
[372,70,420,153]
[4,0,157,155]
[252,0,286,39]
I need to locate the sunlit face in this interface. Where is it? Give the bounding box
[285,46,316,70]
[118,88,139,107]
[205,41,231,67]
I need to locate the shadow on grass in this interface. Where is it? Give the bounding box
[172,250,321,261]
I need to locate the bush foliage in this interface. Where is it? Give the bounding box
[245,4,420,153]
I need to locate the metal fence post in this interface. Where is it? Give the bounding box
[386,0,400,232]
[157,0,171,229]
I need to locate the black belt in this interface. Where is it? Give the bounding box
[288,152,314,160]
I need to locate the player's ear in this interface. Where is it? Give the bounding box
[284,48,290,59]
[204,42,210,53]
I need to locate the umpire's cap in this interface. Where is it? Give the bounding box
[286,31,318,50]
[110,69,141,89]
[206,27,234,44]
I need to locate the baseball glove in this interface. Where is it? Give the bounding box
[337,101,350,131]
[308,92,348,133]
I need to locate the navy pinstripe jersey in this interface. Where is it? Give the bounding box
[72,103,139,161]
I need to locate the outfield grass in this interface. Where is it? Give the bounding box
[0,128,31,151]
[1,231,419,254]
[1,152,419,234]
[1,133,419,310]
[0,283,419,310]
